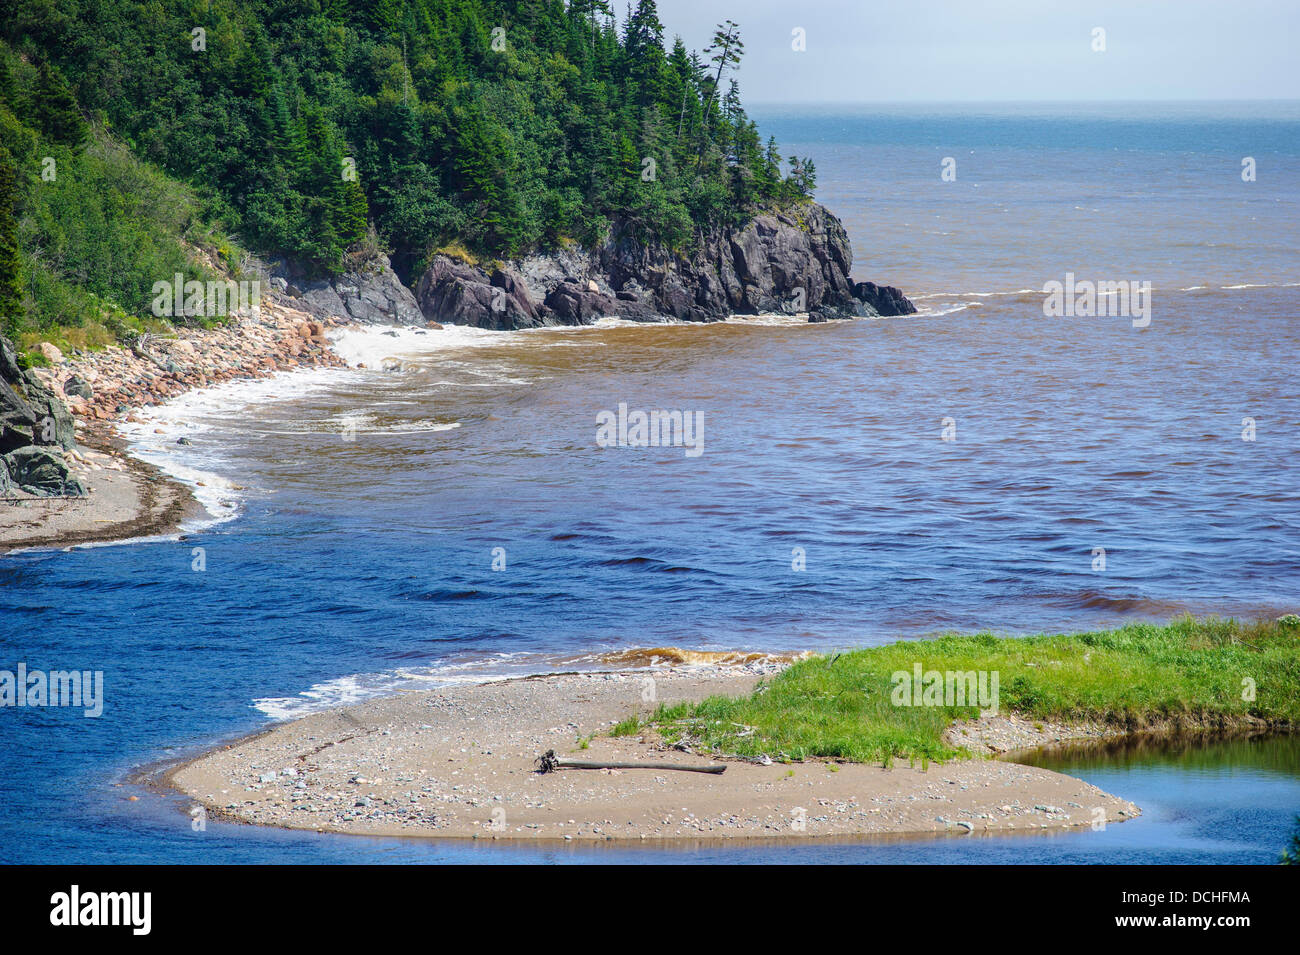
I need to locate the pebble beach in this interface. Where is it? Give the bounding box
[166,665,1141,843]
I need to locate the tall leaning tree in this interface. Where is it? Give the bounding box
[695,19,743,173]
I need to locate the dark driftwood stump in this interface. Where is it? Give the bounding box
[533,749,725,775]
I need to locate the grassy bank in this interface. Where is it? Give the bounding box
[647,616,1300,765]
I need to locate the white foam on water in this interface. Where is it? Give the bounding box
[118,366,349,530]
[330,311,887,371]
[330,324,507,367]
[589,316,668,328]
[238,415,461,438]
[250,645,799,721]
[722,312,809,327]
[910,288,1036,300]
[330,323,621,382]
[914,302,976,317]
[251,652,552,720]
[3,533,188,556]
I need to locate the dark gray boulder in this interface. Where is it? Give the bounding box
[296,279,348,320]
[272,255,423,325]
[3,445,86,497]
[331,256,424,324]
[416,258,560,330]
[489,268,542,325]
[417,257,506,329]
[853,281,918,317]
[1,336,76,454]
[63,375,93,400]
[542,279,620,324]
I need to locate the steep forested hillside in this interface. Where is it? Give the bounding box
[0,37,241,345]
[0,0,815,346]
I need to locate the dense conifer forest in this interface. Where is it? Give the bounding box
[0,0,816,342]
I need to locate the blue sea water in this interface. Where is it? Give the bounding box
[2,103,1298,864]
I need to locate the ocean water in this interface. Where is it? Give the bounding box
[2,103,1298,864]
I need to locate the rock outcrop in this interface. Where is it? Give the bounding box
[1,335,84,497]
[413,202,915,329]
[2,445,86,497]
[853,282,917,318]
[1,336,76,455]
[414,257,543,331]
[270,254,423,325]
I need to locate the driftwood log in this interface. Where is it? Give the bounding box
[534,749,725,775]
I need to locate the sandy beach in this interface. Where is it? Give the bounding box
[167,664,1141,843]
[0,435,203,554]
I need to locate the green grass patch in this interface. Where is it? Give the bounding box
[647,616,1300,766]
[610,715,643,738]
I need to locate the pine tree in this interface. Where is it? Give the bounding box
[0,152,24,334]
[337,179,370,249]
[0,52,15,107]
[624,0,664,60]
[695,21,743,172]
[761,136,782,199]
[786,155,817,199]
[32,61,86,147]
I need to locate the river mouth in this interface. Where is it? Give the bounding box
[4,101,1299,867]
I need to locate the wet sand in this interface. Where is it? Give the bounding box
[0,435,203,554]
[168,666,1141,842]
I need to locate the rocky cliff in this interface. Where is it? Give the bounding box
[263,202,914,332]
[413,202,915,330]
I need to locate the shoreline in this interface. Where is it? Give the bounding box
[0,428,205,555]
[1,297,360,556]
[11,309,1286,846]
[161,664,1144,844]
[2,305,844,557]
[2,305,897,558]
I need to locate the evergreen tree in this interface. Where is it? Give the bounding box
[0,151,24,334]
[338,179,370,249]
[624,0,663,61]
[32,61,86,147]
[695,20,743,171]
[0,52,15,106]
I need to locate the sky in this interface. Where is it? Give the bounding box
[646,0,1300,103]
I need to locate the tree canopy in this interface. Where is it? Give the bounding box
[2,0,816,283]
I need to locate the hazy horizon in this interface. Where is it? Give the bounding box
[653,0,1300,103]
